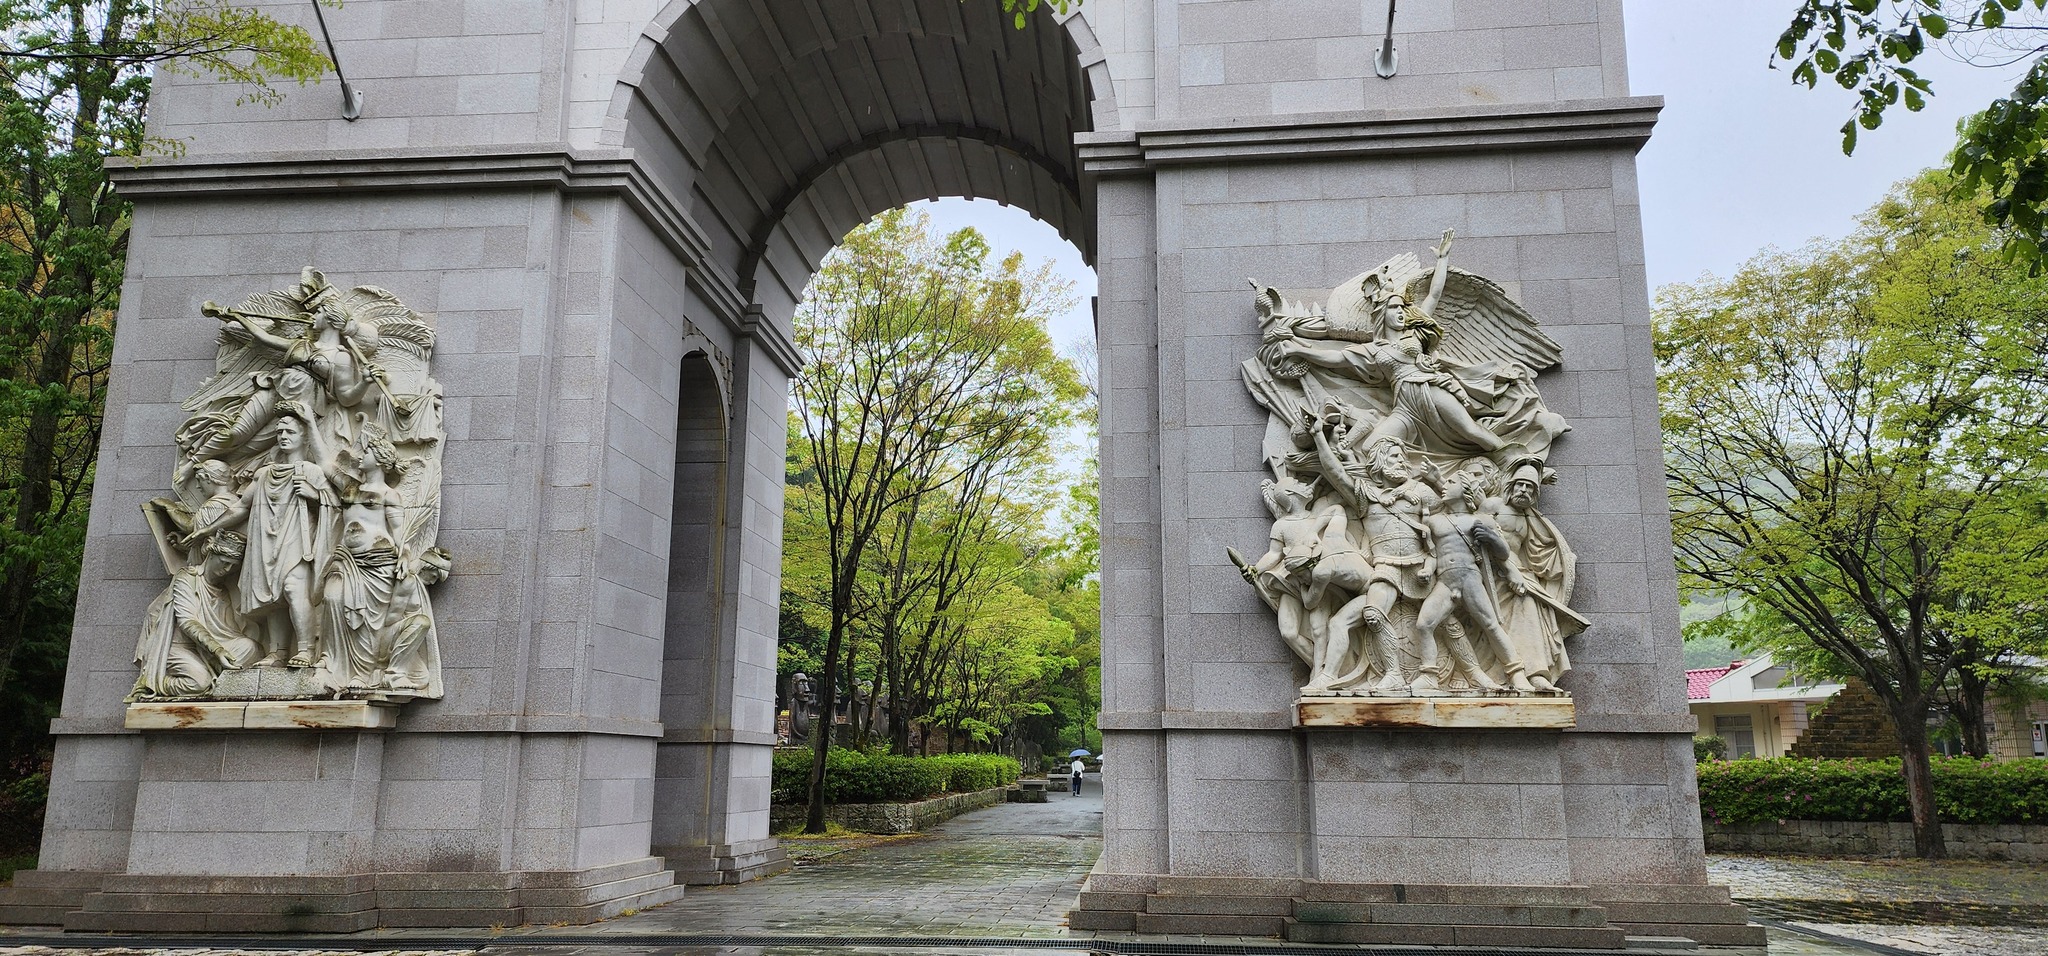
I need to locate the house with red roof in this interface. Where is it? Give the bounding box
[1686,653,1844,758]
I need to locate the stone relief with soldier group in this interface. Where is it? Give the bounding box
[129,268,451,707]
[1232,231,1587,710]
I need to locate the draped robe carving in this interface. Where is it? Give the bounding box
[1233,232,1586,700]
[130,269,451,702]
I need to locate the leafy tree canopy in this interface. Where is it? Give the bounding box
[0,0,331,767]
[1776,0,2048,264]
[1659,169,2048,855]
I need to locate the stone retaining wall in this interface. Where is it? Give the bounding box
[770,786,1010,835]
[1705,820,2048,861]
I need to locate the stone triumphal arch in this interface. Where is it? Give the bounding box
[1,0,1758,947]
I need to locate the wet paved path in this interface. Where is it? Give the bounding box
[596,781,1103,940]
[10,778,2048,954]
[1709,853,2048,956]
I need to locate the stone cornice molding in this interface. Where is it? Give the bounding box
[1077,96,1663,173]
[104,147,790,362]
[1097,709,1697,734]
[51,712,670,738]
[659,727,780,746]
[740,305,804,379]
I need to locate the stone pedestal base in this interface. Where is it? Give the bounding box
[124,700,399,730]
[1295,696,1576,729]
[0,870,105,926]
[662,838,790,886]
[5,858,686,932]
[1068,873,1764,950]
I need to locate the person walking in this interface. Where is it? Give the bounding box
[1070,756,1086,797]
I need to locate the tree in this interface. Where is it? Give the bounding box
[1774,0,2048,265]
[992,0,1078,31]
[0,1,330,762]
[788,207,1083,832]
[1659,171,2048,857]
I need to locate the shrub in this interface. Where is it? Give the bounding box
[772,748,998,804]
[925,754,1020,792]
[1693,735,1728,762]
[0,770,47,855]
[1696,756,2048,826]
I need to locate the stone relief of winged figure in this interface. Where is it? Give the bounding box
[1234,230,1584,701]
[132,268,451,704]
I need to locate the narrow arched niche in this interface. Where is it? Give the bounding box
[654,349,735,861]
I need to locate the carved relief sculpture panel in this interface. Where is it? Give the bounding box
[1231,232,1585,727]
[129,268,450,714]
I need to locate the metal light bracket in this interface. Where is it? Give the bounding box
[1375,0,1399,78]
[310,0,364,121]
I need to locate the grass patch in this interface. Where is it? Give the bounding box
[774,820,861,839]
[771,826,921,865]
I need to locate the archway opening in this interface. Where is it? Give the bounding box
[615,0,1111,869]
[775,198,1100,770]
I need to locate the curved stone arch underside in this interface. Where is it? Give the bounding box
[609,0,1113,323]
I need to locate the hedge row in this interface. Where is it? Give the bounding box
[770,748,1020,804]
[1697,756,2048,826]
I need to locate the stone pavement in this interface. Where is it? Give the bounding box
[8,780,2048,954]
[1709,853,2048,956]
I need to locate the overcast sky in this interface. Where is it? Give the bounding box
[908,1,2029,354]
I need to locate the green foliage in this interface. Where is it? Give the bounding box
[1774,0,2048,268]
[923,753,1021,792]
[0,765,47,855]
[1660,171,2048,851]
[782,205,1095,825]
[1694,735,1730,762]
[1697,756,2048,825]
[0,0,333,768]
[770,748,1015,804]
[987,0,1079,31]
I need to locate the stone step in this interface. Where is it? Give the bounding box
[1600,901,1753,925]
[521,869,679,907]
[1066,908,1135,932]
[1076,890,1148,911]
[373,905,524,929]
[1132,911,1288,936]
[0,903,69,926]
[1145,893,1293,916]
[65,906,381,934]
[523,880,686,925]
[1293,900,1609,927]
[1614,920,1768,947]
[1591,883,1734,906]
[1286,918,1629,949]
[66,889,379,915]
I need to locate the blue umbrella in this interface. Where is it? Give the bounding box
[1069,749,1092,758]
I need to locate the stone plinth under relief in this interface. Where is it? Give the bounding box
[1296,696,1575,729]
[125,700,398,730]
